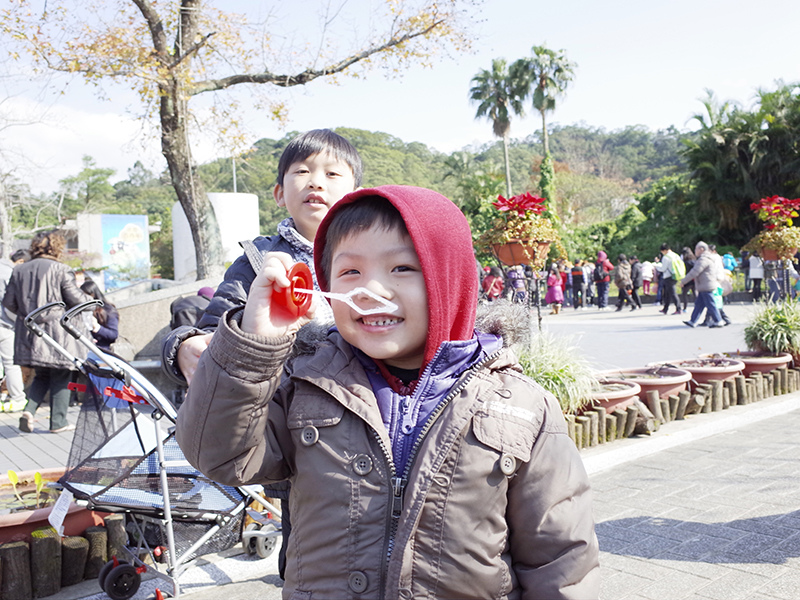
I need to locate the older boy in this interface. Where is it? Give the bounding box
[161,129,362,385]
[177,185,599,598]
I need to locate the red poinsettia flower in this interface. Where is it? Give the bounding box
[752,195,800,229]
[492,192,546,218]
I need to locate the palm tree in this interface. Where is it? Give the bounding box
[469,59,525,197]
[512,45,577,157]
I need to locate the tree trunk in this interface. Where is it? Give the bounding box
[502,133,512,197]
[540,109,550,157]
[0,179,13,259]
[159,80,224,281]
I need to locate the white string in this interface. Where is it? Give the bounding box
[294,287,399,316]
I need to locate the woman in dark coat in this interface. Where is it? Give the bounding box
[2,230,91,433]
[80,279,119,352]
[681,247,697,311]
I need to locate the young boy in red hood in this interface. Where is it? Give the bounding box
[176,185,599,599]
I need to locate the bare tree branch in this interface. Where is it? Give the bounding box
[189,18,444,95]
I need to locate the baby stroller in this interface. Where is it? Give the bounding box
[24,300,282,599]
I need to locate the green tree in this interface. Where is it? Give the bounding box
[3,0,475,280]
[58,155,116,214]
[512,45,577,157]
[469,59,525,197]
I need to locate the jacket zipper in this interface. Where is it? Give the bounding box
[380,349,503,589]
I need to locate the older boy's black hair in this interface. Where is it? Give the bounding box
[320,196,408,283]
[277,129,363,187]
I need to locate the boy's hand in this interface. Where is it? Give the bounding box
[178,333,213,385]
[241,252,315,337]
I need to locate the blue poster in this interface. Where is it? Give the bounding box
[101,215,150,290]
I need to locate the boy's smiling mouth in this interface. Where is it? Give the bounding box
[360,315,403,327]
[305,193,326,205]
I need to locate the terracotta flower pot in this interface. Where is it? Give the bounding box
[761,247,797,261]
[597,366,692,400]
[585,378,641,413]
[0,468,109,544]
[711,351,793,376]
[491,240,551,268]
[649,358,745,389]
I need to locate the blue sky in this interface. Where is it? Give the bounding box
[4,0,800,193]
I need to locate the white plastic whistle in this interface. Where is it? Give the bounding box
[295,287,399,316]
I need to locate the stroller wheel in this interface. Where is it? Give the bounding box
[98,559,125,589]
[255,525,278,559]
[104,563,141,600]
[242,523,260,555]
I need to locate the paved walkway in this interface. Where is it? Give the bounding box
[2,301,799,599]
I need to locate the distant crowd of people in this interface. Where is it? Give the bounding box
[477,241,798,324]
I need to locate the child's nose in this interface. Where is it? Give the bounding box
[307,170,323,189]
[356,280,392,307]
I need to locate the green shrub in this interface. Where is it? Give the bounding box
[517,331,595,414]
[744,300,800,358]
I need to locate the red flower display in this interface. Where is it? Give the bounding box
[750,196,800,229]
[493,192,547,218]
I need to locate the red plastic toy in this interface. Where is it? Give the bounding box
[271,262,313,319]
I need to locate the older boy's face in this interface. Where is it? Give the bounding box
[274,152,356,241]
[329,224,428,370]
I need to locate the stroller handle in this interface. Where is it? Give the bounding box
[61,300,104,339]
[24,301,66,337]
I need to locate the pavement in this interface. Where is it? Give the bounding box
[3,300,800,600]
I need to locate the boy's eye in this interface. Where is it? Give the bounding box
[393,265,416,273]
[327,171,341,177]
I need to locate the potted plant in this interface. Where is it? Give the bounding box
[726,300,798,374]
[596,365,692,400]
[0,468,108,543]
[742,195,800,261]
[587,378,641,413]
[478,192,561,270]
[516,331,595,414]
[648,357,745,387]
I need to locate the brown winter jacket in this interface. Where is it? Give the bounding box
[2,256,90,369]
[177,308,600,600]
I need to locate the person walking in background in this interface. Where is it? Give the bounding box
[583,260,596,306]
[481,266,504,302]
[2,230,91,433]
[614,254,635,311]
[571,260,586,309]
[749,252,764,301]
[560,261,571,307]
[655,243,684,315]
[593,250,614,310]
[680,246,697,311]
[641,259,654,295]
[507,264,528,304]
[741,250,751,292]
[629,255,644,310]
[680,241,725,328]
[0,253,28,413]
[545,264,564,314]
[80,279,119,352]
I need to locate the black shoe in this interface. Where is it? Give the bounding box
[683,320,697,328]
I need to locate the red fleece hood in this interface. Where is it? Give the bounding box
[314,185,478,368]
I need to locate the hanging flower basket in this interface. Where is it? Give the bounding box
[491,240,552,268]
[742,196,800,261]
[478,192,561,269]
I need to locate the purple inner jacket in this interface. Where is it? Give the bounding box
[355,331,503,475]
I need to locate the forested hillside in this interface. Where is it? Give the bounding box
[200,124,686,238]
